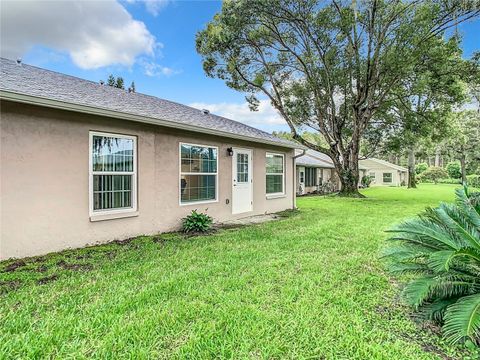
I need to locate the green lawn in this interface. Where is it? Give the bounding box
[1,184,475,359]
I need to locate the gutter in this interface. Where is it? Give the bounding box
[0,90,307,151]
[291,149,307,209]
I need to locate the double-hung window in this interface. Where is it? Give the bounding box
[180,143,218,204]
[383,172,392,183]
[90,132,137,215]
[266,153,285,195]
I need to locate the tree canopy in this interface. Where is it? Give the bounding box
[197,0,479,196]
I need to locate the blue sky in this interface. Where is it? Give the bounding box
[1,0,478,132]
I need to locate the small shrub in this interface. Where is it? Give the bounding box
[417,166,449,184]
[384,187,480,345]
[446,161,462,179]
[467,174,480,189]
[181,210,213,233]
[361,175,373,188]
[415,162,428,175]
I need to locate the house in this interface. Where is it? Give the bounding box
[296,150,338,194]
[0,58,304,260]
[359,158,408,186]
[295,150,369,194]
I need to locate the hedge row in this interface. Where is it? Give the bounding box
[417,174,479,188]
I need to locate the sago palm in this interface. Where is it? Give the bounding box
[385,186,480,345]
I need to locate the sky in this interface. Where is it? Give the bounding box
[0,0,478,133]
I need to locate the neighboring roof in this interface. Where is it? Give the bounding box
[0,58,303,150]
[296,149,369,170]
[296,153,335,169]
[296,149,335,169]
[360,158,408,172]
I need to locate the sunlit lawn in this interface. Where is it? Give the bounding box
[1,184,475,359]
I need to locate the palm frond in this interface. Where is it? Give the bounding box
[388,262,431,275]
[456,187,480,229]
[403,277,436,308]
[427,278,477,300]
[385,186,480,344]
[418,298,458,323]
[443,294,480,344]
[436,204,480,249]
[428,248,480,272]
[381,244,433,261]
[386,233,444,251]
[387,219,461,250]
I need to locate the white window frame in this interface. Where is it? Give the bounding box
[89,131,137,217]
[383,172,393,183]
[179,142,219,206]
[266,152,285,197]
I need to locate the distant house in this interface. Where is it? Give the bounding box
[360,158,408,186]
[295,150,368,195]
[0,58,304,260]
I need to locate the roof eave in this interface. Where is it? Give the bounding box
[0,90,306,150]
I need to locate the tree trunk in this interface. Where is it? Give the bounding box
[407,146,417,188]
[329,138,364,198]
[337,151,364,197]
[460,148,467,184]
[338,166,363,197]
[435,147,441,167]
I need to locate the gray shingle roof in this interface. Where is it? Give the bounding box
[296,149,369,170]
[0,57,301,149]
[360,158,408,172]
[296,153,335,168]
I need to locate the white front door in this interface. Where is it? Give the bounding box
[232,148,253,214]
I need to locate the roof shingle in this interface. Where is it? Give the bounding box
[0,57,301,149]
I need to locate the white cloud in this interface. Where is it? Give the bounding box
[0,0,157,69]
[189,100,288,131]
[139,58,178,77]
[125,0,170,16]
[144,0,170,16]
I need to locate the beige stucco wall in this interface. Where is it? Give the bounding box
[0,101,295,259]
[361,159,406,186]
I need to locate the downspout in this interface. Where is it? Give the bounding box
[292,149,306,209]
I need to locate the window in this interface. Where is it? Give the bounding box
[180,143,218,204]
[305,167,316,187]
[266,153,284,195]
[383,172,392,183]
[236,153,249,183]
[90,132,136,215]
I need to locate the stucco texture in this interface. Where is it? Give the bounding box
[361,159,407,186]
[0,101,295,259]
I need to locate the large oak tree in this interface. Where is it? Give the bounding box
[196,0,479,196]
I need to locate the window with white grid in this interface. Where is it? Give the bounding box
[90,132,137,214]
[266,153,285,195]
[180,143,218,204]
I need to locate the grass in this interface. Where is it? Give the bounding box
[1,184,477,359]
